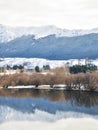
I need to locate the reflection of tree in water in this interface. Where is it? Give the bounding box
[0,89,98,108]
[46,90,65,101]
[63,91,98,108]
[30,89,65,102]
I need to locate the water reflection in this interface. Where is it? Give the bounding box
[0,88,98,108]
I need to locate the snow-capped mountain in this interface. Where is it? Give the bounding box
[0,24,98,43]
[0,33,98,60]
[0,24,98,60]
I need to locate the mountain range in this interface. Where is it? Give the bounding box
[0,24,98,60]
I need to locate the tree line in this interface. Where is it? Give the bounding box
[69,65,97,74]
[0,66,98,91]
[0,65,51,73]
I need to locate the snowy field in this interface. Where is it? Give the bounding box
[0,58,98,69]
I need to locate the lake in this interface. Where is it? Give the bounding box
[0,88,98,130]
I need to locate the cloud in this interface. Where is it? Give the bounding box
[0,0,98,29]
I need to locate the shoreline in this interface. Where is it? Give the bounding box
[1,85,98,92]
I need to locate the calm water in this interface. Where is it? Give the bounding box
[0,88,98,130]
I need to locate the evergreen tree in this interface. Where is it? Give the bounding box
[35,66,40,72]
[69,65,97,74]
[43,65,50,70]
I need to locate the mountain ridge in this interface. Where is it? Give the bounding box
[0,24,98,43]
[0,33,98,60]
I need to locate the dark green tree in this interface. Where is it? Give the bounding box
[43,65,50,70]
[69,65,97,74]
[35,66,40,72]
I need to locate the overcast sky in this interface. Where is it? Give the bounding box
[0,0,98,29]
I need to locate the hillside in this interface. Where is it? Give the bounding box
[0,33,98,60]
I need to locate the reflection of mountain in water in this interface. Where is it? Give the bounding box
[0,89,98,116]
[0,89,98,108]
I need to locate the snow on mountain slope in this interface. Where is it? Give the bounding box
[0,24,98,43]
[0,33,98,60]
[0,58,98,69]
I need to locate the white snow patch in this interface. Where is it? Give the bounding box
[0,118,98,130]
[0,24,98,43]
[0,58,98,70]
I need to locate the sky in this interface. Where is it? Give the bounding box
[0,0,98,29]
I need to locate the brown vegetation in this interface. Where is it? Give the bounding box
[0,68,98,91]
